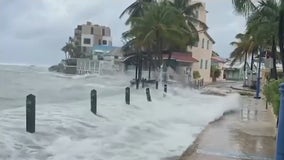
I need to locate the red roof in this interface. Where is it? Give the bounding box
[211,56,225,63]
[163,52,198,63]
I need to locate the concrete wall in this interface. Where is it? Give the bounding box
[187,1,213,83]
[189,32,213,82]
[74,22,112,46]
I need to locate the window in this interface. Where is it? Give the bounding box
[83,47,86,52]
[102,28,105,36]
[200,59,203,69]
[98,39,101,45]
[202,38,205,48]
[207,40,210,50]
[83,38,91,44]
[102,40,107,45]
[91,27,94,34]
[205,60,208,69]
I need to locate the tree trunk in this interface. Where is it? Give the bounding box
[249,50,255,87]
[148,58,151,80]
[135,56,138,81]
[138,53,143,83]
[271,36,278,79]
[244,52,248,72]
[251,51,254,71]
[279,9,284,73]
[243,52,248,86]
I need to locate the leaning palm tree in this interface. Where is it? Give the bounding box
[232,0,284,73]
[230,33,258,66]
[230,33,259,86]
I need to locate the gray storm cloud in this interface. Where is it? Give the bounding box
[0,0,245,65]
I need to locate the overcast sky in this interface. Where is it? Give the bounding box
[0,0,246,66]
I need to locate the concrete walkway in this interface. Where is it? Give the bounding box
[179,96,277,160]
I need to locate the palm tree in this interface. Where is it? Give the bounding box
[61,37,84,59]
[121,0,201,84]
[232,0,284,73]
[122,2,188,82]
[230,33,258,65]
[230,33,259,86]
[119,0,155,25]
[128,2,198,59]
[169,0,207,32]
[245,0,280,79]
[61,43,69,59]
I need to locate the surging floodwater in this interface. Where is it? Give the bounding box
[0,65,240,160]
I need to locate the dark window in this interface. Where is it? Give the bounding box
[98,39,101,45]
[202,39,205,48]
[200,59,203,69]
[205,60,208,69]
[102,40,107,45]
[91,27,94,34]
[102,28,105,36]
[83,38,91,44]
[77,25,82,30]
[207,40,210,49]
[114,56,118,59]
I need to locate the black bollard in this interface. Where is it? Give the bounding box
[125,87,130,105]
[146,88,152,102]
[156,81,159,90]
[164,84,167,93]
[91,89,97,115]
[26,94,36,133]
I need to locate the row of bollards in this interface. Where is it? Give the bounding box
[26,82,168,134]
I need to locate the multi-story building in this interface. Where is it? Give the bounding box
[187,0,215,83]
[74,21,112,56]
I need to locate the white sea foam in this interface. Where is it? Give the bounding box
[0,65,241,160]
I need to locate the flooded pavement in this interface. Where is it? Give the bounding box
[179,96,277,160]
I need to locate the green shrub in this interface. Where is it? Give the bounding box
[193,71,201,79]
[263,79,284,116]
[210,65,221,82]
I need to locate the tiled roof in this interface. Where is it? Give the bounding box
[163,52,199,63]
[211,56,226,63]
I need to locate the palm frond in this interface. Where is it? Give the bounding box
[232,0,257,16]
